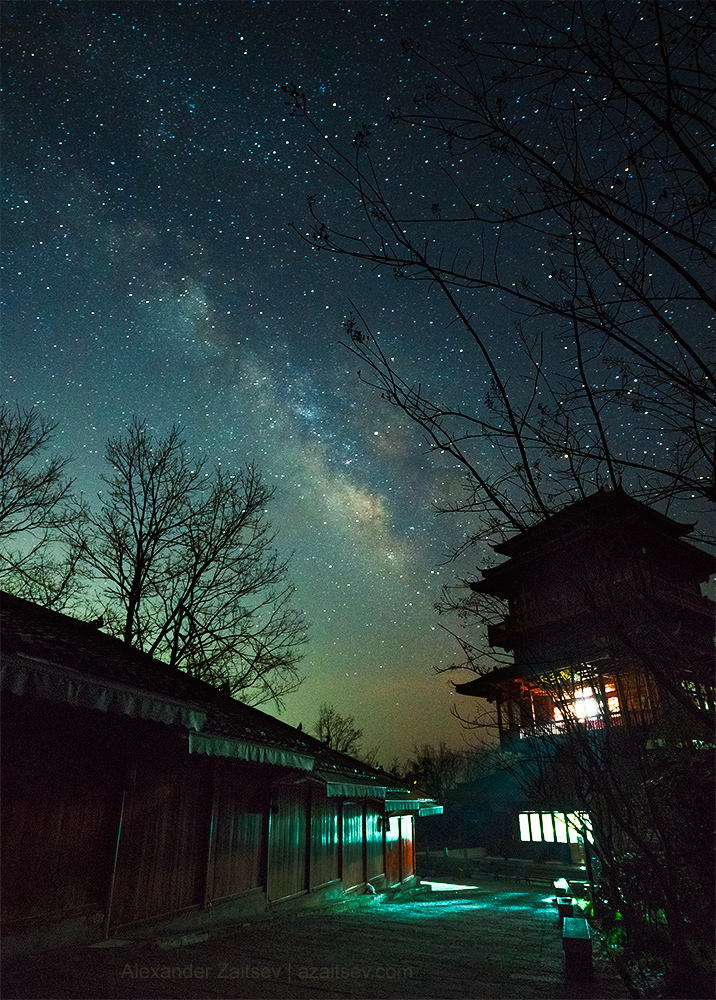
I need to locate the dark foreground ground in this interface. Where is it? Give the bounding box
[2,877,631,1000]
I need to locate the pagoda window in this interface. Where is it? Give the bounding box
[529,812,542,840]
[573,687,600,720]
[498,675,629,739]
[532,692,554,724]
[682,680,714,712]
[616,669,657,724]
[518,813,531,841]
[550,676,622,727]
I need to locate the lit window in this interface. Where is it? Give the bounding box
[547,678,622,725]
[566,811,594,843]
[573,687,600,720]
[579,812,594,844]
[554,813,568,843]
[566,812,581,842]
[519,810,591,844]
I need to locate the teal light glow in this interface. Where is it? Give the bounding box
[423,881,478,891]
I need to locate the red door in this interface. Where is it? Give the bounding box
[385,815,401,885]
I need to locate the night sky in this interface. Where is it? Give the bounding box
[8,1,708,764]
[3,0,517,763]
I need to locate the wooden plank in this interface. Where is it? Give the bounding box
[385,816,401,885]
[309,789,340,889]
[211,762,267,901]
[341,802,364,889]
[1,696,119,924]
[111,756,210,927]
[266,784,309,901]
[399,815,415,880]
[364,805,384,880]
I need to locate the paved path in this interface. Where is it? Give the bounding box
[2,880,630,1000]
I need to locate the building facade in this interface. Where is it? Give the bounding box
[455,489,715,859]
[1,592,439,953]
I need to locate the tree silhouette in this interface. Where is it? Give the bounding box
[312,702,364,756]
[286,1,714,535]
[70,417,307,707]
[404,741,473,803]
[288,4,715,988]
[0,403,84,610]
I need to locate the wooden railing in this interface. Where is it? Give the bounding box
[508,708,656,739]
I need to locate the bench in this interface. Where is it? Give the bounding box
[568,879,592,899]
[482,859,529,880]
[523,863,561,885]
[562,917,593,981]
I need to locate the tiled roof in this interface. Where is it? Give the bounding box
[0,591,408,796]
[493,488,699,557]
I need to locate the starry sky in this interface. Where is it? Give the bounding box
[3,0,514,764]
[5,1,710,765]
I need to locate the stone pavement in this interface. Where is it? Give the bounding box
[1,878,631,1000]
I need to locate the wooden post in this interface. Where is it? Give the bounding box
[103,789,127,939]
[305,785,313,892]
[203,760,218,908]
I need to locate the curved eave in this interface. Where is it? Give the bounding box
[454,666,520,699]
[493,490,701,559]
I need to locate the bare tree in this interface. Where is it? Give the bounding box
[286,4,714,988]
[71,418,307,707]
[286,0,714,534]
[404,741,473,803]
[0,403,85,610]
[312,703,365,756]
[451,513,714,994]
[479,655,715,995]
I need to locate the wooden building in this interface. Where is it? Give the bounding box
[0,592,440,953]
[456,489,714,744]
[454,489,715,857]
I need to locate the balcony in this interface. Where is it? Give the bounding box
[509,708,656,741]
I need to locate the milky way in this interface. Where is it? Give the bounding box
[3,1,518,761]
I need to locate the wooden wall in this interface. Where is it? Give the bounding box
[266,783,310,902]
[210,761,268,902]
[384,814,415,886]
[400,815,415,882]
[341,801,365,889]
[365,805,384,881]
[385,815,402,885]
[1,694,416,935]
[1,695,118,924]
[110,755,210,927]
[309,788,340,888]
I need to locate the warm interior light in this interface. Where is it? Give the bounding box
[573,687,600,719]
[552,684,614,723]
